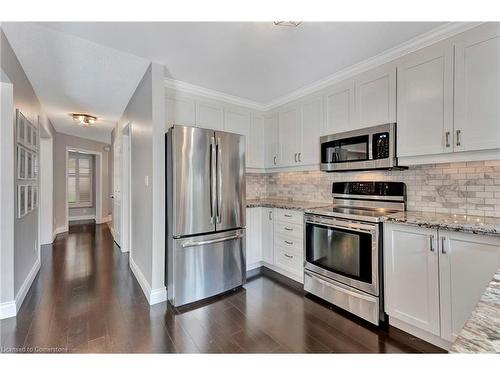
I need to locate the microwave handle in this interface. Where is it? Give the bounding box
[368,133,373,161]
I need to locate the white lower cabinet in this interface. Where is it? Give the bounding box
[384,223,500,348]
[246,207,304,282]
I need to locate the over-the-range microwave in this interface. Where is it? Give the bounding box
[320,123,405,172]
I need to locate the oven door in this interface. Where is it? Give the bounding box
[304,215,379,296]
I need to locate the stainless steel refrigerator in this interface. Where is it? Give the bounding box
[166,125,246,307]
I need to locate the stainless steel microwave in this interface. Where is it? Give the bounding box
[320,123,402,172]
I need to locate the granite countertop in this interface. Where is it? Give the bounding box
[383,211,500,237]
[246,198,327,211]
[450,268,500,353]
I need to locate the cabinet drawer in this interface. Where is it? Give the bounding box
[274,209,303,225]
[274,233,303,253]
[274,247,303,276]
[274,221,303,239]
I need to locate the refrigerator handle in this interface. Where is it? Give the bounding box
[216,137,222,224]
[210,136,216,224]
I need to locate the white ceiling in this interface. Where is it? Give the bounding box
[2,23,150,143]
[4,22,447,143]
[41,21,445,105]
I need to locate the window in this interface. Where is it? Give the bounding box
[68,152,93,208]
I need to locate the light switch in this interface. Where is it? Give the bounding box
[145,175,149,187]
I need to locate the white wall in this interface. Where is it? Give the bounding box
[115,62,166,304]
[39,120,54,244]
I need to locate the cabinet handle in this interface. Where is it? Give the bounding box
[268,211,272,220]
[284,240,293,245]
[284,253,293,259]
[284,226,293,231]
[445,131,450,148]
[429,235,435,252]
[456,130,461,147]
[284,214,292,218]
[294,153,298,162]
[273,156,277,165]
[441,237,446,254]
[298,153,302,162]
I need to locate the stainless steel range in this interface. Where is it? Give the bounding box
[304,181,406,325]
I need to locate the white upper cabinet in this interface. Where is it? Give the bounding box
[278,107,300,166]
[323,79,355,135]
[224,109,251,166]
[166,96,196,128]
[396,40,454,157]
[384,224,441,336]
[248,114,264,169]
[438,230,500,342]
[354,63,396,128]
[299,96,323,165]
[264,113,279,168]
[453,23,500,152]
[196,102,224,131]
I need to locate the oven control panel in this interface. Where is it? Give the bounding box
[332,181,406,197]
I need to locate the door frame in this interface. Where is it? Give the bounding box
[65,147,103,229]
[120,123,132,253]
[39,121,53,244]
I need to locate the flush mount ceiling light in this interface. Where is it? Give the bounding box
[72,113,97,126]
[273,21,302,27]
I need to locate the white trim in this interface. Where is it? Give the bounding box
[389,316,452,351]
[261,262,304,284]
[129,255,167,305]
[164,77,264,111]
[15,257,41,313]
[0,301,16,319]
[163,23,482,112]
[53,225,68,240]
[399,149,500,166]
[68,214,96,221]
[96,215,111,224]
[246,261,263,271]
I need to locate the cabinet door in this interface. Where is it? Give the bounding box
[299,96,322,165]
[438,230,500,342]
[166,97,196,128]
[454,23,500,152]
[224,109,251,167]
[278,107,300,166]
[196,102,223,131]
[261,208,274,264]
[264,113,279,168]
[248,114,264,169]
[245,207,262,270]
[396,40,454,157]
[354,63,396,127]
[323,79,355,135]
[383,224,440,336]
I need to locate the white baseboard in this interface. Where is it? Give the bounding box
[246,261,263,271]
[261,261,304,284]
[0,301,16,320]
[53,225,68,240]
[14,257,41,313]
[129,255,166,305]
[389,316,452,351]
[69,214,96,221]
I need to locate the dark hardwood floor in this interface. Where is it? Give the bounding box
[0,223,445,353]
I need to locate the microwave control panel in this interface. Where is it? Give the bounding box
[372,132,390,159]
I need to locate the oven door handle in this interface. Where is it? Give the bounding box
[305,219,375,234]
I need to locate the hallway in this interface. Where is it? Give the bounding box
[0,223,443,353]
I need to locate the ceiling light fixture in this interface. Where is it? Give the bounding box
[72,113,97,126]
[273,21,302,27]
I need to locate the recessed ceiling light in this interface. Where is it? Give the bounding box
[273,21,302,27]
[72,113,97,126]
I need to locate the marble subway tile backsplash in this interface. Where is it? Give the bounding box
[246,160,500,217]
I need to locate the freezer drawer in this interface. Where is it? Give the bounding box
[168,229,246,307]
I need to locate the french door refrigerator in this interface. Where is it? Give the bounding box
[166,125,246,307]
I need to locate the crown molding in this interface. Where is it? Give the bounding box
[164,22,483,113]
[164,77,266,111]
[263,22,483,111]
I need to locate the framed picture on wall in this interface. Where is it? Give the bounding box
[26,151,33,179]
[32,185,38,209]
[17,146,26,179]
[18,185,26,218]
[27,185,33,212]
[16,110,26,146]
